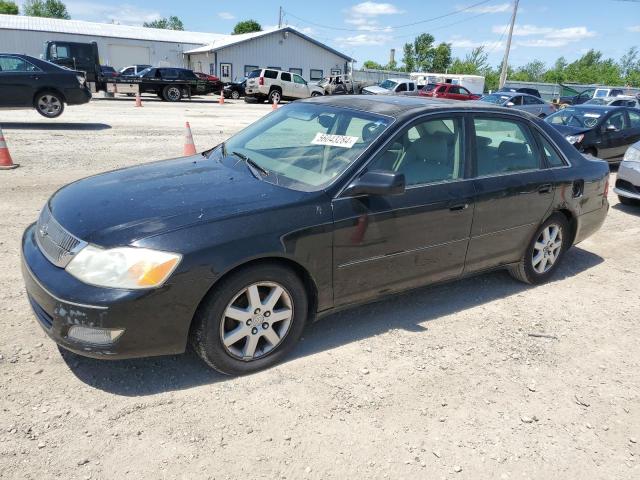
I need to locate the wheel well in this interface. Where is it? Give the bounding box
[269,86,282,94]
[190,257,319,332]
[33,88,66,105]
[555,208,577,246]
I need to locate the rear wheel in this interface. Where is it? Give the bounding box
[35,91,64,118]
[162,85,182,102]
[268,89,282,104]
[191,263,308,375]
[509,213,569,284]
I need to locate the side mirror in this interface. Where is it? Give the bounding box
[505,101,515,107]
[343,170,405,197]
[317,114,334,129]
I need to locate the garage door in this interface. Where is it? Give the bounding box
[106,44,151,70]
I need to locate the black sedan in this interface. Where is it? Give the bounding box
[223,79,246,99]
[545,105,640,163]
[21,97,609,374]
[0,53,91,118]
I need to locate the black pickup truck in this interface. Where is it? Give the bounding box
[44,41,222,101]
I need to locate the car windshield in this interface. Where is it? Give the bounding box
[215,103,393,191]
[480,94,511,104]
[379,79,398,90]
[545,108,604,128]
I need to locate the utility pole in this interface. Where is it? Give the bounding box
[278,6,283,29]
[499,0,519,89]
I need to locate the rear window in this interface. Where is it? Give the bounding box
[247,69,261,78]
[264,70,278,79]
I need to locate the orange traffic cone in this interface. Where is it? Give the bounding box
[183,122,196,156]
[218,91,224,105]
[272,99,278,110]
[134,93,143,107]
[0,127,18,170]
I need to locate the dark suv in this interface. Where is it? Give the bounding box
[0,53,91,118]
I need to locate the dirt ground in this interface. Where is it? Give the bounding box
[0,96,638,480]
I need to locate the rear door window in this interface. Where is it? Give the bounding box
[628,110,640,128]
[264,70,278,79]
[473,117,541,176]
[523,96,543,105]
[538,135,567,167]
[281,72,292,82]
[161,69,179,79]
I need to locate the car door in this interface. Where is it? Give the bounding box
[292,74,308,97]
[522,95,543,116]
[509,95,524,110]
[465,114,554,273]
[0,55,40,107]
[332,114,475,306]
[395,82,408,96]
[626,110,640,147]
[279,72,296,98]
[599,110,631,160]
[459,86,473,100]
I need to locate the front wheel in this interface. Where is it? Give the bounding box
[231,90,241,100]
[35,91,64,118]
[162,85,182,102]
[311,91,322,97]
[191,263,308,375]
[509,213,569,284]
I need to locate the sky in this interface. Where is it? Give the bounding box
[14,0,640,68]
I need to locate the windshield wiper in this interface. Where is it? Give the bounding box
[231,151,270,176]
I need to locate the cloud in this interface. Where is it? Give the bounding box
[490,23,596,47]
[218,12,235,20]
[336,33,393,46]
[461,2,512,14]
[448,36,505,51]
[63,2,161,25]
[348,2,404,16]
[627,25,640,32]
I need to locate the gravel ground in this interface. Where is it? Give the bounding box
[1,96,639,480]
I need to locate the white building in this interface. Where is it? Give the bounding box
[0,14,353,82]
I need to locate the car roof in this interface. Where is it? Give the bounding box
[568,104,621,111]
[302,95,526,119]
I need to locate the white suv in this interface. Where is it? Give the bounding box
[245,68,324,104]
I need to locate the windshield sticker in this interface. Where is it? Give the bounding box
[583,113,601,118]
[311,133,359,148]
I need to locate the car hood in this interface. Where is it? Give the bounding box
[363,86,392,95]
[48,153,312,247]
[547,124,592,136]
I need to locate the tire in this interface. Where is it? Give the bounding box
[231,90,241,100]
[618,195,639,206]
[311,91,322,97]
[509,213,570,285]
[268,89,282,104]
[34,91,64,118]
[190,263,309,375]
[162,85,182,102]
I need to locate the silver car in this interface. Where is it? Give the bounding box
[614,140,640,206]
[585,96,640,108]
[480,92,556,118]
[362,78,419,96]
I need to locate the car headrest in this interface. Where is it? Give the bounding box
[498,141,528,159]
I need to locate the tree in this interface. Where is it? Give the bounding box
[620,47,639,80]
[449,47,489,75]
[363,60,384,70]
[232,20,262,35]
[413,33,436,71]
[512,60,546,82]
[432,42,452,73]
[143,16,184,30]
[402,43,415,73]
[0,0,19,14]
[22,0,69,19]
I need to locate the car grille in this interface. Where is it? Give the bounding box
[616,179,639,194]
[35,206,85,268]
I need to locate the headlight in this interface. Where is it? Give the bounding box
[623,145,640,163]
[566,134,584,145]
[66,245,181,289]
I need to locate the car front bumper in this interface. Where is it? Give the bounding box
[21,224,191,359]
[614,162,640,200]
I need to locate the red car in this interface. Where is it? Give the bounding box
[195,72,220,82]
[420,83,481,101]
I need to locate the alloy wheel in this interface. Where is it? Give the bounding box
[167,87,181,101]
[231,91,240,99]
[532,224,563,274]
[220,282,293,361]
[37,95,62,117]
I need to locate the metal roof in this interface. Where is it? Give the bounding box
[184,27,354,61]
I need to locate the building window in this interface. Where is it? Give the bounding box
[244,65,259,77]
[310,69,323,80]
[289,68,303,76]
[219,63,232,80]
[267,66,281,71]
[331,68,341,76]
[209,63,215,75]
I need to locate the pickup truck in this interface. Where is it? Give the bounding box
[361,78,419,96]
[43,41,221,101]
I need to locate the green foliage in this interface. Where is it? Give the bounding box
[232,20,262,35]
[143,16,184,30]
[402,43,415,73]
[401,35,453,73]
[23,0,69,19]
[432,43,452,73]
[0,0,19,14]
[449,47,489,75]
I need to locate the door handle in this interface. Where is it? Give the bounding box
[538,184,552,194]
[449,202,469,211]
[31,75,40,80]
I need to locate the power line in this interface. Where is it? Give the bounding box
[284,0,496,33]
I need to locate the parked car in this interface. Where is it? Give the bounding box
[421,83,481,101]
[100,65,119,78]
[194,72,220,82]
[558,88,595,107]
[419,83,437,95]
[545,105,640,162]
[119,64,152,77]
[480,92,556,117]
[362,78,418,96]
[245,68,324,103]
[21,96,609,375]
[223,79,246,99]
[134,67,222,100]
[0,53,91,118]
[584,96,639,108]
[499,87,542,98]
[613,141,640,205]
